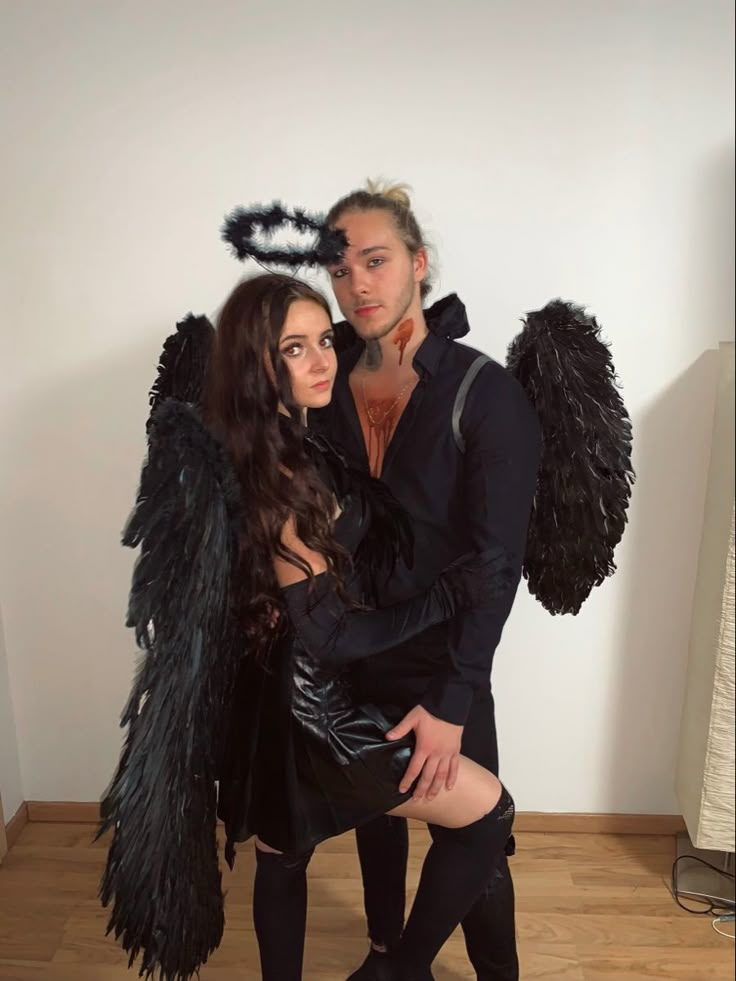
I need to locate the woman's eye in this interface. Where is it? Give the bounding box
[282,344,301,358]
[321,334,335,349]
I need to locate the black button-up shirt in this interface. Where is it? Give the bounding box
[309,294,541,725]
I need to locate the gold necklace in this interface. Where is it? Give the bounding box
[361,376,414,426]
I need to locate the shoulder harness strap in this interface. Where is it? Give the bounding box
[452,354,491,453]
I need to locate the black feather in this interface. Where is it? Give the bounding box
[98,399,242,981]
[350,468,415,604]
[303,430,414,603]
[221,201,347,269]
[506,300,635,615]
[147,314,214,431]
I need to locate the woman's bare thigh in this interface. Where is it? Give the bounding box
[388,755,502,829]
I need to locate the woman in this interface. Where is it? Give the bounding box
[99,273,515,981]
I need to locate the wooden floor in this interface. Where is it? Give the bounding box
[0,822,733,980]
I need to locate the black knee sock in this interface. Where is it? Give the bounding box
[253,846,313,981]
[396,787,515,978]
[355,815,409,949]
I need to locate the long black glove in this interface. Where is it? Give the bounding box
[283,544,513,666]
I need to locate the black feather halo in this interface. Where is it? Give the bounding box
[222,201,347,269]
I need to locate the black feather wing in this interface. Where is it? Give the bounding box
[303,430,414,602]
[98,398,242,981]
[147,314,214,430]
[350,467,414,604]
[506,300,635,615]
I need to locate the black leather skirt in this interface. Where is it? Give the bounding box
[217,641,415,860]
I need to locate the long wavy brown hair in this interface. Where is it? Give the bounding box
[204,273,349,655]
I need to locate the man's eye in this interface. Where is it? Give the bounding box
[368,257,384,267]
[332,268,348,279]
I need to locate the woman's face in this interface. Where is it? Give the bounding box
[278,300,337,410]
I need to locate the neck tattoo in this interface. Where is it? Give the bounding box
[363,340,383,371]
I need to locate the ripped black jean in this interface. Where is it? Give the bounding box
[253,845,314,981]
[355,690,519,981]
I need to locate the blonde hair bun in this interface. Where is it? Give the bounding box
[365,178,412,210]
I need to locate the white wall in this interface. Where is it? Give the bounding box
[0,603,23,821]
[0,0,733,813]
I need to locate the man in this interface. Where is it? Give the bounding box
[308,180,541,981]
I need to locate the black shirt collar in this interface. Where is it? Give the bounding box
[333,293,470,379]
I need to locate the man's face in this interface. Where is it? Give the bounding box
[327,209,427,342]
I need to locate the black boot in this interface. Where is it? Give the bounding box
[346,948,434,981]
